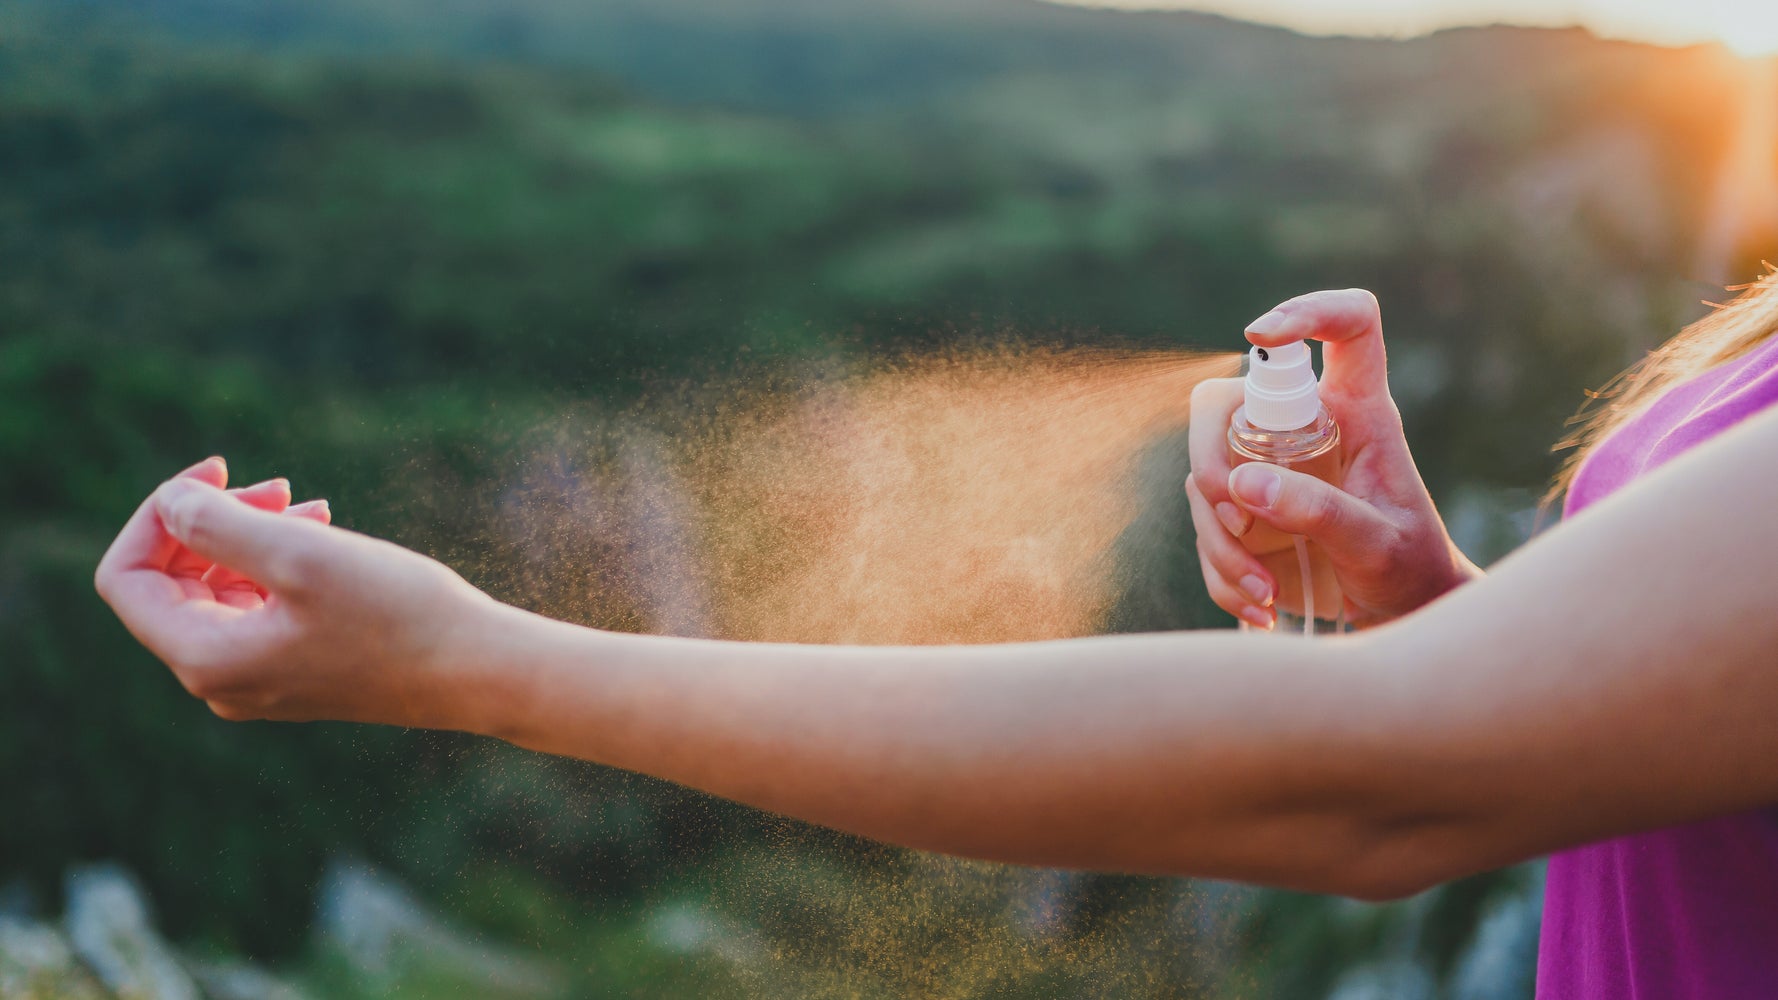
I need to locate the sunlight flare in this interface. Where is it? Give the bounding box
[1050,1,1778,58]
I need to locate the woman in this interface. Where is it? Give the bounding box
[96,282,1778,997]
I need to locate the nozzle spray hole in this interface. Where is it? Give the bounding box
[1256,348,1269,362]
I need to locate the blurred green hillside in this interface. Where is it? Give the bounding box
[3,0,1770,996]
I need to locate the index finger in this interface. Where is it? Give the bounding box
[1243,288,1386,404]
[95,457,229,595]
[1188,377,1244,504]
[167,478,292,580]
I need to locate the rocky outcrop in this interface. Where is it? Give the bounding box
[63,865,204,1000]
[183,958,312,1000]
[3,865,312,1000]
[316,859,564,997]
[1,860,562,999]
[0,916,110,999]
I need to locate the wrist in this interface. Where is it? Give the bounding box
[421,591,550,740]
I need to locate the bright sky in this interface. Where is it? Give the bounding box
[1054,1,1778,57]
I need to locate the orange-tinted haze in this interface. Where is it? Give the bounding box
[486,347,1240,645]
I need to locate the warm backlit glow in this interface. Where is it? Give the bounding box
[1700,59,1778,279]
[488,349,1242,646]
[1053,1,1778,58]
[1711,6,1778,58]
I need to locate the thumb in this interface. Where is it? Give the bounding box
[156,479,325,593]
[1226,462,1392,565]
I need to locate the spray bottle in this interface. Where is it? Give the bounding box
[1227,341,1347,635]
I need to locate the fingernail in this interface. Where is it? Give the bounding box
[207,455,227,471]
[1241,606,1274,629]
[1215,501,1249,538]
[1230,464,1282,509]
[1239,574,1272,606]
[1245,308,1293,337]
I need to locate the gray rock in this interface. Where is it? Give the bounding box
[63,863,202,1000]
[186,956,314,1000]
[0,916,109,999]
[315,858,564,996]
[643,901,763,966]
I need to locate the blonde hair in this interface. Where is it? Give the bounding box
[1549,263,1778,506]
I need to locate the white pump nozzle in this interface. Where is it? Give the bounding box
[1242,340,1322,431]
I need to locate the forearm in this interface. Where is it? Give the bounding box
[428,409,1778,901]
[107,400,1778,904]
[453,605,1410,894]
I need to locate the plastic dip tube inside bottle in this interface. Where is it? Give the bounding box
[1227,340,1347,636]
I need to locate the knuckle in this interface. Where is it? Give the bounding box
[1193,520,1232,566]
[178,667,226,702]
[1211,545,1250,581]
[1199,511,1230,543]
[180,507,217,551]
[1376,527,1415,576]
[1190,377,1239,410]
[1195,536,1213,566]
[1186,475,1216,511]
[207,700,258,723]
[1207,581,1246,617]
[269,542,325,595]
[1347,287,1380,312]
[1190,464,1224,499]
[172,647,241,699]
[1196,553,1241,610]
[1304,487,1347,535]
[1195,522,1236,565]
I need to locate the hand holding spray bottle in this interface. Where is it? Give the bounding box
[1227,340,1347,635]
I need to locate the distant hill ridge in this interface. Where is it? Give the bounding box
[32,0,1665,115]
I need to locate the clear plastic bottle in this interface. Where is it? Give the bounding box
[1226,341,1347,635]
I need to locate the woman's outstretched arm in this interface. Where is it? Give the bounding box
[97,404,1778,899]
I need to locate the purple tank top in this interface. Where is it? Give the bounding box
[1536,332,1778,998]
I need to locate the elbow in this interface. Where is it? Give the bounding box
[1180,808,1474,902]
[1337,864,1442,904]
[1215,798,1483,901]
[1323,815,1487,902]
